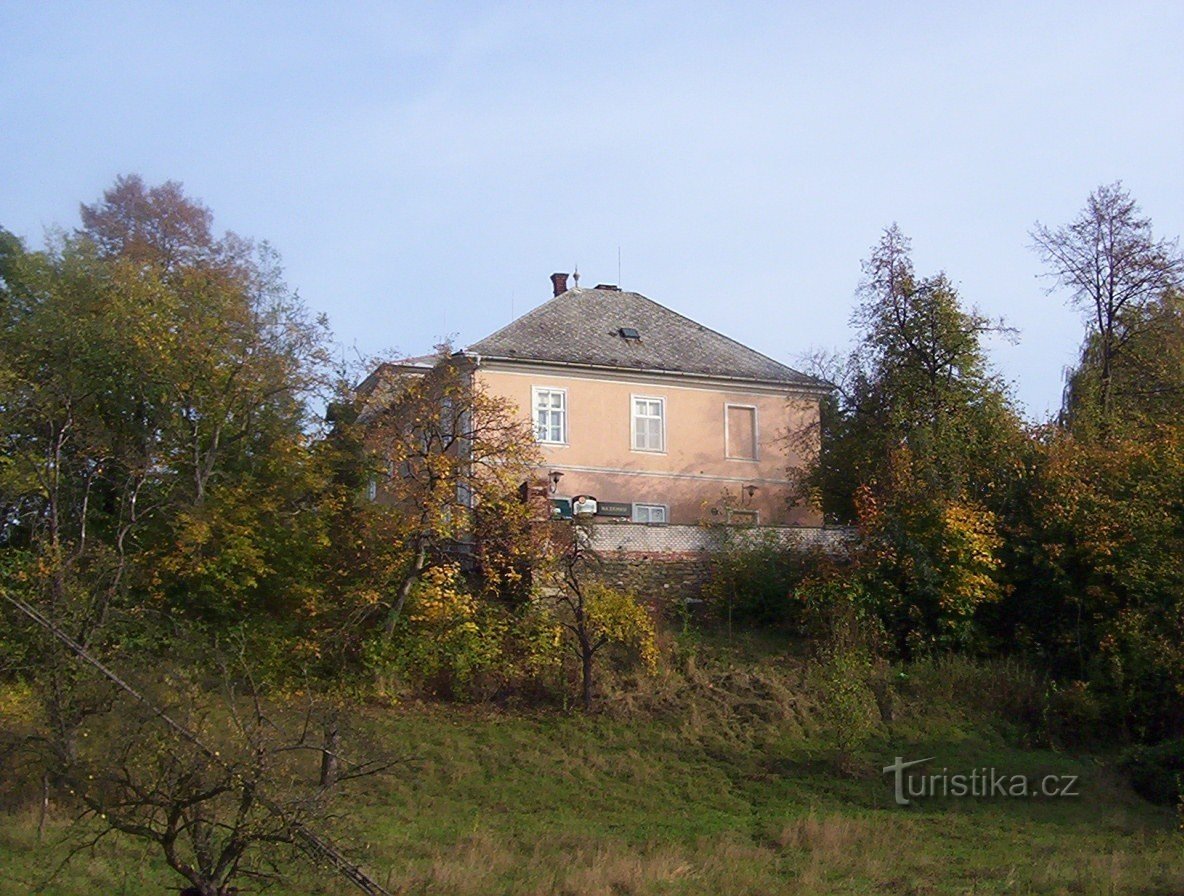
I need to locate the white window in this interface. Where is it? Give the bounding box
[633,503,667,524]
[533,387,567,444]
[631,395,665,452]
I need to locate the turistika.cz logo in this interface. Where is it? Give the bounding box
[882,756,1081,806]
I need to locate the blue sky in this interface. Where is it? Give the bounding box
[3,1,1182,419]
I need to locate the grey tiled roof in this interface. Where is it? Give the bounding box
[466,288,824,388]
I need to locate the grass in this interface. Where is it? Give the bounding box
[1,632,1180,895]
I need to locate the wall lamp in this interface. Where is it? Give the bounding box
[549,470,564,494]
[743,484,759,501]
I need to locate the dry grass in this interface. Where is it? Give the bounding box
[3,640,1182,896]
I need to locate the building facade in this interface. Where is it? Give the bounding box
[461,274,828,526]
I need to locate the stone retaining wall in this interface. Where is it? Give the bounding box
[583,523,854,602]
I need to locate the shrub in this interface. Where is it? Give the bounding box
[368,563,508,699]
[705,530,839,629]
[800,579,888,761]
[1118,739,1184,806]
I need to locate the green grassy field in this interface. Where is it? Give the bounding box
[2,638,1180,895]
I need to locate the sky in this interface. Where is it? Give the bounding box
[2,1,1182,420]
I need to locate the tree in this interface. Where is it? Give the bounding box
[358,353,547,633]
[0,177,337,638]
[0,228,180,764]
[1032,183,1184,431]
[65,683,363,895]
[78,174,218,271]
[2,595,396,896]
[816,226,1019,518]
[995,426,1184,741]
[1010,186,1184,741]
[854,448,1004,653]
[541,519,657,711]
[0,179,371,875]
[1061,288,1184,434]
[811,226,1020,651]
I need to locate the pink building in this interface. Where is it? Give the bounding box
[457,274,828,527]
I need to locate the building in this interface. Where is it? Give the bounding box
[457,273,828,527]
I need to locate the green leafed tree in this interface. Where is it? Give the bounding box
[0,175,350,689]
[812,226,1021,651]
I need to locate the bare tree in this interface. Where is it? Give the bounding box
[3,593,398,896]
[1032,183,1184,427]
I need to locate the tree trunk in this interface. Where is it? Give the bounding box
[385,540,427,635]
[36,771,49,841]
[320,720,340,788]
[581,648,594,712]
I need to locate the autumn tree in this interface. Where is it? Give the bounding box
[825,226,1019,506]
[1,179,404,893]
[1032,182,1184,433]
[1059,288,1184,436]
[540,518,657,711]
[992,184,1184,740]
[0,227,178,761]
[78,173,218,271]
[357,353,549,634]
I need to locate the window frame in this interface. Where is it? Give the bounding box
[532,386,568,445]
[724,402,759,461]
[630,394,666,453]
[632,503,668,525]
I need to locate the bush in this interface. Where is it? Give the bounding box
[1118,739,1184,806]
[705,530,839,629]
[367,564,508,699]
[800,579,888,762]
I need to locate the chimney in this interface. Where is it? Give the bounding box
[550,272,569,296]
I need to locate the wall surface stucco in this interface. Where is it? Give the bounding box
[475,361,822,526]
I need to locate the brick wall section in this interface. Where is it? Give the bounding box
[582,523,854,602]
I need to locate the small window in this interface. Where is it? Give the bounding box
[726,405,758,460]
[633,503,667,524]
[632,395,665,452]
[533,387,567,444]
[619,327,640,340]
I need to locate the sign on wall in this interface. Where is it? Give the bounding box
[595,501,632,518]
